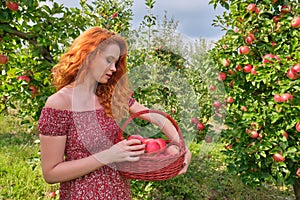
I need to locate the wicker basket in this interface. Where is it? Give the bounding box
[115,109,186,181]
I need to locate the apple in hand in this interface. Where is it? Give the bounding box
[286,69,299,80]
[127,134,143,142]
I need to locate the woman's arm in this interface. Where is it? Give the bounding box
[39,135,145,184]
[129,101,180,143]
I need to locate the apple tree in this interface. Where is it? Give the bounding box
[0,0,133,125]
[209,0,300,198]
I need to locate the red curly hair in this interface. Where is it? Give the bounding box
[52,27,132,120]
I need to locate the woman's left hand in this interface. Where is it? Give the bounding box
[177,146,192,175]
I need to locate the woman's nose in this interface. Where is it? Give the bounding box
[110,64,117,72]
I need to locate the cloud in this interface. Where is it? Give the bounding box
[132,0,225,40]
[51,0,225,41]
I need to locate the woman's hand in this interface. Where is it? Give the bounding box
[177,146,192,175]
[94,139,145,164]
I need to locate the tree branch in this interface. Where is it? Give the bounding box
[0,23,54,63]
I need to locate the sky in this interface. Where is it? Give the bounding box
[53,0,226,42]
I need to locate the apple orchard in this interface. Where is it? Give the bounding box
[209,0,300,198]
[0,0,300,199]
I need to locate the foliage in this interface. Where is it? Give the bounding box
[0,0,133,124]
[209,0,300,196]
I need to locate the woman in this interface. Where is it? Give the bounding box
[38,27,191,199]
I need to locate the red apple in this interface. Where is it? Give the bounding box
[286,69,299,80]
[197,122,205,131]
[6,1,18,11]
[235,64,243,71]
[296,168,300,178]
[209,85,216,90]
[165,144,180,155]
[29,85,37,95]
[191,117,199,124]
[273,153,285,162]
[0,54,8,64]
[112,12,118,18]
[273,94,282,102]
[241,106,247,112]
[245,36,253,44]
[280,5,291,14]
[250,130,258,139]
[296,122,300,132]
[218,72,226,81]
[291,63,300,74]
[145,140,160,153]
[155,138,166,149]
[213,100,221,109]
[291,17,300,28]
[17,75,30,83]
[243,64,252,73]
[246,3,256,12]
[263,54,280,63]
[49,191,56,198]
[250,67,257,75]
[127,134,143,140]
[141,138,153,145]
[282,131,288,139]
[226,96,234,104]
[205,136,212,143]
[255,7,260,14]
[239,46,250,55]
[281,93,293,102]
[223,59,230,67]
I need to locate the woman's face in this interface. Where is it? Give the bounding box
[89,43,121,84]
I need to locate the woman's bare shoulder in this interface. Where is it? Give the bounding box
[44,88,72,110]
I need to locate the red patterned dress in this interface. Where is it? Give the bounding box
[38,100,135,199]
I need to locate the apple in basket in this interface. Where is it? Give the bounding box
[144,138,167,154]
[165,144,180,155]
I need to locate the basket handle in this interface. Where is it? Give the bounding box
[116,109,185,148]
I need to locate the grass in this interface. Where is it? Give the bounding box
[0,114,296,200]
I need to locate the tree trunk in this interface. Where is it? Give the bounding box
[294,180,300,200]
